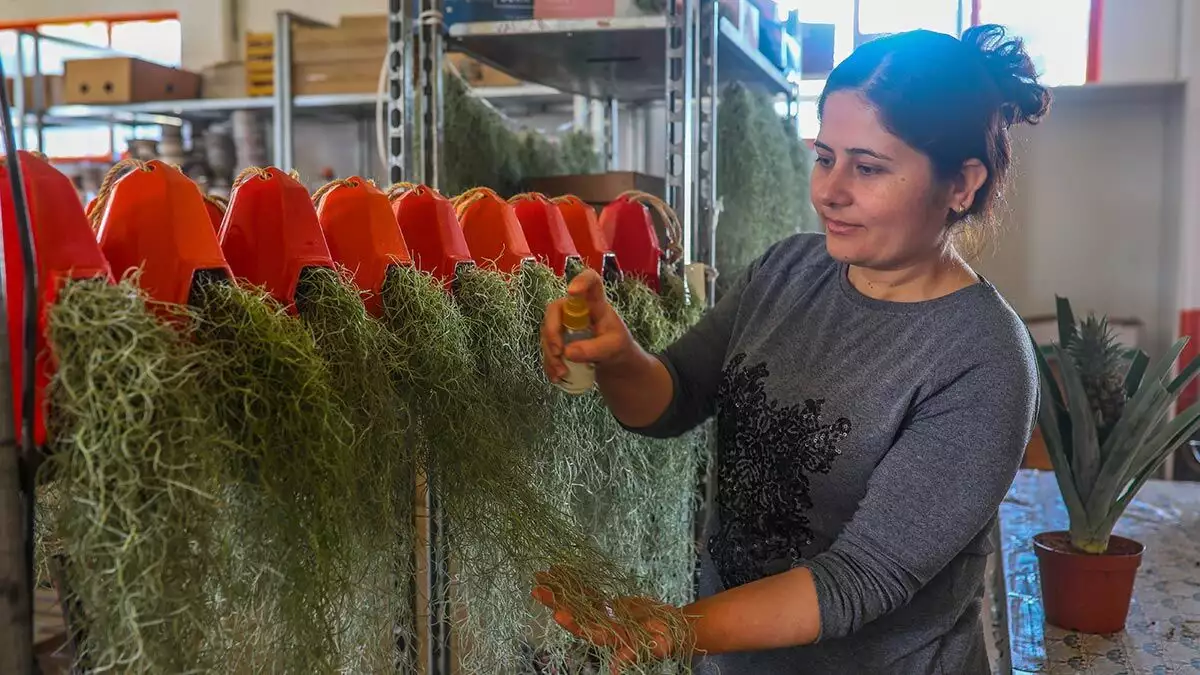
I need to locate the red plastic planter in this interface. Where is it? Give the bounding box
[315,177,413,316]
[219,167,334,307]
[204,194,227,234]
[1,151,112,448]
[95,160,232,306]
[510,192,582,275]
[389,183,474,285]
[554,194,618,279]
[599,190,685,292]
[455,187,535,274]
[600,194,663,291]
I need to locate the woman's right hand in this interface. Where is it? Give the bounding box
[541,269,638,385]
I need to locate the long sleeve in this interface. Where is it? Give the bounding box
[802,344,1038,640]
[623,259,760,440]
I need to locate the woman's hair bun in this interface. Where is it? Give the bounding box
[963,23,1052,127]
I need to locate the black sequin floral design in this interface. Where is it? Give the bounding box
[709,353,852,589]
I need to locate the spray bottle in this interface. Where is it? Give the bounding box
[557,295,596,395]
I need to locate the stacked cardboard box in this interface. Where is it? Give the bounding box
[291,15,388,96]
[5,75,65,108]
[245,14,525,97]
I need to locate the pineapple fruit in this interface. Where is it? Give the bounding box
[1064,314,1128,435]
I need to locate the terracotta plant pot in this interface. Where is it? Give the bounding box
[1033,531,1144,634]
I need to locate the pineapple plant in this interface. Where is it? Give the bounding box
[1034,296,1200,554]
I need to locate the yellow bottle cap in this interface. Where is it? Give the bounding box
[562,296,591,332]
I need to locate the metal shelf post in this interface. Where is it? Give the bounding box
[666,0,697,267]
[697,0,719,305]
[605,97,620,171]
[418,0,445,188]
[415,3,452,672]
[387,0,414,184]
[272,11,296,170]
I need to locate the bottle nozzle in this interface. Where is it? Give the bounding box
[562,296,590,332]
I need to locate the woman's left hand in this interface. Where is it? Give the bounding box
[532,571,681,674]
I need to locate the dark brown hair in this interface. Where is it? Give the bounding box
[818,24,1052,227]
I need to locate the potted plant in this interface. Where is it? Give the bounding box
[1031,297,1200,634]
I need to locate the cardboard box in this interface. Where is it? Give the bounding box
[522,172,664,206]
[447,53,522,88]
[719,0,760,47]
[444,0,534,26]
[64,57,200,104]
[252,13,528,96]
[534,0,661,18]
[293,55,523,95]
[5,75,64,108]
[534,0,615,18]
[294,61,383,95]
[202,61,246,99]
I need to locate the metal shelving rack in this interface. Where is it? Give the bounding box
[13,13,574,177]
[436,6,796,279]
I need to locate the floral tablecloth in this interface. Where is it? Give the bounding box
[998,469,1200,674]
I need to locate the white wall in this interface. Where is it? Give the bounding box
[1099,0,1182,83]
[0,0,232,69]
[974,84,1184,357]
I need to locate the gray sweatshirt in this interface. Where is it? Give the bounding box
[631,233,1037,674]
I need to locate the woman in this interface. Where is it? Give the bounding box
[537,23,1050,675]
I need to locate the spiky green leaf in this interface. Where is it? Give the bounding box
[1054,345,1101,503]
[1124,349,1149,398]
[1086,378,1170,518]
[1097,400,1200,536]
[1031,337,1087,526]
[1167,337,1200,394]
[1055,296,1078,347]
[1086,340,1191,523]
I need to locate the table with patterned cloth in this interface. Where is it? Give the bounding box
[996,469,1200,674]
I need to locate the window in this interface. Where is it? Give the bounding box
[779,0,1097,138]
[857,0,962,40]
[0,13,182,160]
[977,0,1091,86]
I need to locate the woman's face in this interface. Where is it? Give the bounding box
[811,90,979,270]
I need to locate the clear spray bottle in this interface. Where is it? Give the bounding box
[557,295,596,395]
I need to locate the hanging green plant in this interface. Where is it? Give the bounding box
[189,277,357,673]
[443,68,599,197]
[43,277,225,673]
[558,130,601,176]
[611,276,674,353]
[293,266,418,673]
[444,72,524,197]
[517,131,567,182]
[509,262,708,674]
[716,83,818,295]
